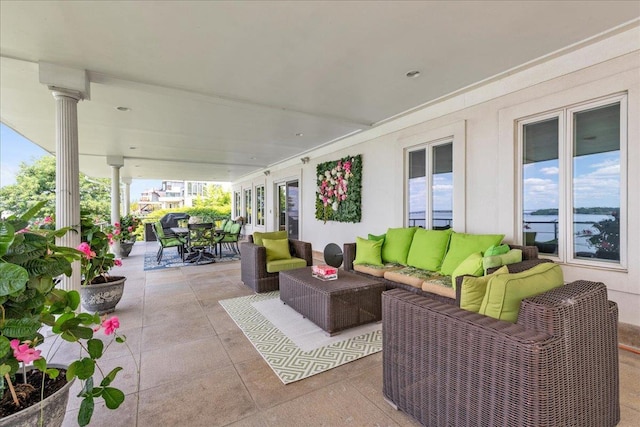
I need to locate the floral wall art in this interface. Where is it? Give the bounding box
[315,154,362,223]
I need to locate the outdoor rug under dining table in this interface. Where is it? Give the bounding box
[143,245,240,271]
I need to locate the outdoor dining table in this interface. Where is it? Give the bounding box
[170,226,219,263]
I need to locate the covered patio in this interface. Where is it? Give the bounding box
[43,242,638,426]
[2,2,640,425]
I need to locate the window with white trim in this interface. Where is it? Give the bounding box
[406,140,453,229]
[256,185,265,227]
[233,191,241,218]
[519,94,626,266]
[244,188,252,225]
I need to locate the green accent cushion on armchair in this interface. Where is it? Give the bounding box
[262,238,291,263]
[253,230,288,246]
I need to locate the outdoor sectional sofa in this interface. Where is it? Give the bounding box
[382,280,620,426]
[343,227,548,305]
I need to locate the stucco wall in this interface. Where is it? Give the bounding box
[233,27,640,326]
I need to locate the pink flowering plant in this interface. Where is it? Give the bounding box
[0,202,126,425]
[105,214,141,244]
[79,212,122,286]
[315,154,362,223]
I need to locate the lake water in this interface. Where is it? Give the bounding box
[409,210,615,255]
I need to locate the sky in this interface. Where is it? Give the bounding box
[1,123,161,200]
[523,151,620,211]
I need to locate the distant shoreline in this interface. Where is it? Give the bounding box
[529,207,619,216]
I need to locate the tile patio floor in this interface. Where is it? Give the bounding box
[47,242,640,426]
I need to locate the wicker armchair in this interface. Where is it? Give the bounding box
[382,280,620,427]
[240,235,313,293]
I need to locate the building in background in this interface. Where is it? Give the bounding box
[138,180,216,213]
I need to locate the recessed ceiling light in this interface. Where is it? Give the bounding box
[250,156,256,160]
[115,106,130,112]
[295,133,304,137]
[405,70,421,78]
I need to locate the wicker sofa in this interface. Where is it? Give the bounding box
[382,281,620,427]
[344,241,548,305]
[240,234,313,293]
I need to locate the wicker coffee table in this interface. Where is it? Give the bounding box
[279,267,385,335]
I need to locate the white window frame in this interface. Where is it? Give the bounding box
[244,188,252,225]
[405,137,454,229]
[256,184,265,227]
[517,93,627,269]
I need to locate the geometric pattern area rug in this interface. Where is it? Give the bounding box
[144,244,240,271]
[219,291,382,384]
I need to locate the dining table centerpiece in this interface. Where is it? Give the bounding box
[0,202,126,427]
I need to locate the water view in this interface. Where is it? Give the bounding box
[408,209,619,259]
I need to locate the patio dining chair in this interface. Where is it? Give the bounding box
[214,222,242,257]
[184,223,216,264]
[152,222,186,264]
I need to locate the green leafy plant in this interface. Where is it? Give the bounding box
[587,211,620,260]
[315,154,362,223]
[0,202,126,426]
[79,212,122,286]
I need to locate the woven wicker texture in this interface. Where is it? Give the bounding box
[279,267,385,335]
[345,242,546,306]
[382,281,619,426]
[240,236,312,293]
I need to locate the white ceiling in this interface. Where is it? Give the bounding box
[1,1,638,182]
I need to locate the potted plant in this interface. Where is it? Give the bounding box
[106,215,141,258]
[78,214,125,315]
[0,202,126,427]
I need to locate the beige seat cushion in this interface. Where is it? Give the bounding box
[353,263,402,278]
[384,267,443,289]
[421,276,455,299]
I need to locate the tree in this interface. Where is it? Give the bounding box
[0,156,112,220]
[193,184,231,213]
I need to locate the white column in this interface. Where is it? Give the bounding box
[110,163,122,254]
[122,177,132,215]
[52,90,82,292]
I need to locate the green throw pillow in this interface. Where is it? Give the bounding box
[479,263,564,323]
[368,233,386,242]
[381,227,418,265]
[354,236,383,266]
[451,252,484,289]
[262,238,292,263]
[253,231,288,246]
[406,228,452,272]
[460,265,509,313]
[484,244,510,257]
[483,249,523,273]
[439,232,504,276]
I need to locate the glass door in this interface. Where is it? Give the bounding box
[277,180,299,239]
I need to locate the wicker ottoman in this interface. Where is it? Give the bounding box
[279,267,385,335]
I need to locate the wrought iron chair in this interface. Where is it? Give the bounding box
[214,222,242,257]
[184,222,216,264]
[152,222,186,264]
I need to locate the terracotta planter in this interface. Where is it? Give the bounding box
[80,276,126,315]
[0,364,74,427]
[117,240,135,257]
